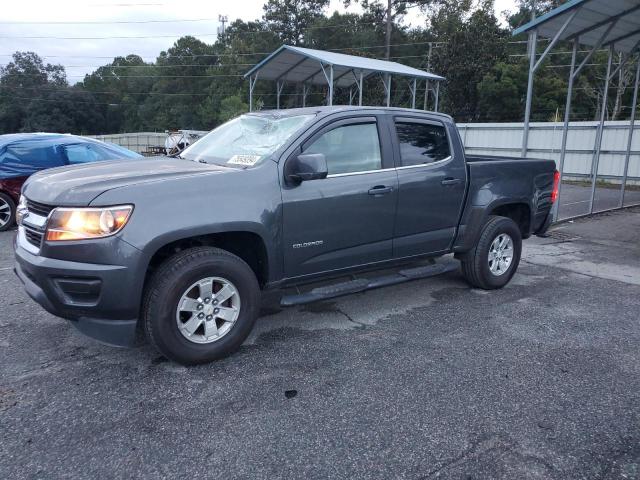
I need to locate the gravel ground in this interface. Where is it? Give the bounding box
[1,208,639,479]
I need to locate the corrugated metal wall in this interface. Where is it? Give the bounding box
[458,121,640,183]
[89,132,167,154]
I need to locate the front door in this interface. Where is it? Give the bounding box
[281,116,398,279]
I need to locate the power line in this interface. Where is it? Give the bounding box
[0,41,442,61]
[0,52,269,59]
[0,17,221,25]
[0,63,254,68]
[0,91,300,106]
[89,3,166,6]
[1,85,211,96]
[2,73,244,78]
[0,32,224,40]
[0,20,382,40]
[0,52,429,69]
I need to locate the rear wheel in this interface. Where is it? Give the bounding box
[0,193,16,232]
[461,215,522,290]
[143,247,261,365]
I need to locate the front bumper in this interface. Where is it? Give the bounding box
[14,233,144,347]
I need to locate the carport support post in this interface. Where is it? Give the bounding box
[434,81,440,112]
[588,45,614,214]
[329,65,333,106]
[521,30,538,157]
[302,83,309,108]
[276,80,285,109]
[554,39,579,221]
[424,79,430,110]
[620,57,640,207]
[385,74,392,107]
[410,78,417,109]
[359,71,363,106]
[319,63,334,106]
[248,73,258,112]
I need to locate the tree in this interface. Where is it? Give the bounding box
[0,52,104,134]
[139,36,219,131]
[81,55,155,132]
[477,60,567,122]
[430,1,508,121]
[346,0,442,59]
[262,0,330,45]
[218,96,249,122]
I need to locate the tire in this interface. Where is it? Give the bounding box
[0,193,16,232]
[143,247,261,365]
[460,215,522,290]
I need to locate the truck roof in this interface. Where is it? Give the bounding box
[249,106,453,122]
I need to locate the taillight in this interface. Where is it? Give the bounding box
[551,170,560,203]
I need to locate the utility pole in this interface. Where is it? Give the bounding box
[385,0,392,60]
[218,14,228,36]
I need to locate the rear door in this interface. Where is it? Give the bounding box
[390,115,467,257]
[281,115,398,278]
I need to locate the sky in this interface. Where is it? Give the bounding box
[0,0,519,82]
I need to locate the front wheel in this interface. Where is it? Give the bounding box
[0,193,16,232]
[460,215,522,290]
[143,247,261,365]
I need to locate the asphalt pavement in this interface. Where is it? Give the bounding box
[1,208,639,479]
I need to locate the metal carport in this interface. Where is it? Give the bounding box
[244,45,445,112]
[514,0,640,220]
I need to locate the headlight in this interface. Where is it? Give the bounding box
[15,195,28,226]
[45,205,133,241]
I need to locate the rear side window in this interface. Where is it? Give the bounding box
[303,123,382,175]
[64,144,103,164]
[0,144,65,178]
[395,121,450,166]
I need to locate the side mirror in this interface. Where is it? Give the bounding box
[285,153,328,184]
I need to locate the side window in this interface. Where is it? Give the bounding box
[87,144,124,161]
[395,121,451,166]
[64,144,101,164]
[4,144,65,171]
[304,123,382,175]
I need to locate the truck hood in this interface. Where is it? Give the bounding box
[22,156,235,206]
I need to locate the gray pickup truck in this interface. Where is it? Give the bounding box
[14,107,558,365]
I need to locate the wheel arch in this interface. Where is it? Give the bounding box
[453,199,532,254]
[489,202,532,238]
[142,228,271,291]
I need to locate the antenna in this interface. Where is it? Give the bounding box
[217,14,228,36]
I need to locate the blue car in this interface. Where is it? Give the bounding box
[0,133,142,231]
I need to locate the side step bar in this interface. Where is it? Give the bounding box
[280,261,459,307]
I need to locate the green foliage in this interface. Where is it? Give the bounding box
[0,52,104,134]
[429,1,508,121]
[219,96,249,123]
[0,0,630,135]
[263,0,330,45]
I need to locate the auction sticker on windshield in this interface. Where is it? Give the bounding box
[228,154,261,166]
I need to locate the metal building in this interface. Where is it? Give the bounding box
[244,45,445,112]
[514,0,640,220]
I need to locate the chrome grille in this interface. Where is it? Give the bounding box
[24,227,44,248]
[26,200,54,217]
[21,198,54,249]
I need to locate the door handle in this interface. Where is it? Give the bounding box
[368,185,394,196]
[441,178,461,186]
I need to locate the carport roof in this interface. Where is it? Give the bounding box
[512,0,640,54]
[244,45,445,88]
